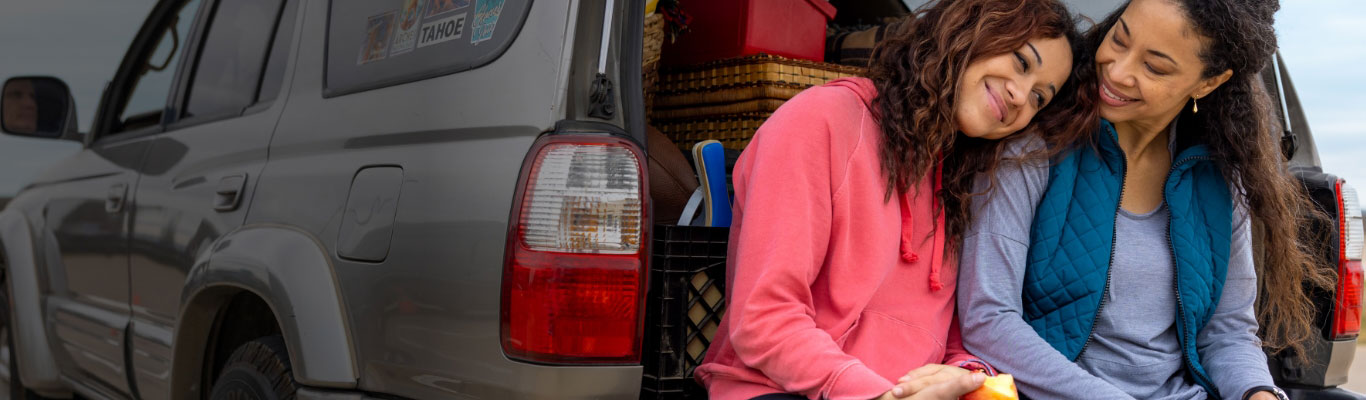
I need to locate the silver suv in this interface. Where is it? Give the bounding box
[0,0,1359,399]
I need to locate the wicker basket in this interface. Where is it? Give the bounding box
[654,113,771,151]
[656,54,864,97]
[655,84,806,109]
[652,99,786,121]
[652,55,863,151]
[643,13,666,114]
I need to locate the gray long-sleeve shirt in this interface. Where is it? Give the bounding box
[956,139,1274,399]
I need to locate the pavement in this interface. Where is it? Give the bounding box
[3,350,1361,398]
[1,348,1360,397]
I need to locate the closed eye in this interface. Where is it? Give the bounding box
[1144,63,1169,76]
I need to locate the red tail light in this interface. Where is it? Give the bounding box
[501,134,649,363]
[1331,179,1362,340]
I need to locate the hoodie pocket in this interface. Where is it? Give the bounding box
[838,310,946,377]
[835,316,860,348]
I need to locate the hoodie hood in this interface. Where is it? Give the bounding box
[825,77,880,109]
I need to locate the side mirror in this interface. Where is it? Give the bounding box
[1,77,81,142]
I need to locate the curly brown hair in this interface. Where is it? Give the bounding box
[1081,0,1335,359]
[867,0,1100,250]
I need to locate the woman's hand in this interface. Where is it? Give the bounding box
[1247,391,1279,400]
[874,364,985,400]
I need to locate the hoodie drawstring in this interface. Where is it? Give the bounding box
[898,163,947,291]
[899,191,920,264]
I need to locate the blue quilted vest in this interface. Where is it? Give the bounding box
[1023,120,1232,396]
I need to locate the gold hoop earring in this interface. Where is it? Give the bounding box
[1193,97,1199,113]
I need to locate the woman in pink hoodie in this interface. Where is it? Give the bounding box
[694,1,1100,399]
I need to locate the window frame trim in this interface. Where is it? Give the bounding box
[92,0,212,145]
[167,0,297,132]
[253,0,300,105]
[164,0,218,127]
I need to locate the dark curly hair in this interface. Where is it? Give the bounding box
[867,0,1099,250]
[1083,0,1334,357]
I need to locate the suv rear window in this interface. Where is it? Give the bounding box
[325,0,531,96]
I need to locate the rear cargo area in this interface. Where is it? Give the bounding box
[637,1,913,398]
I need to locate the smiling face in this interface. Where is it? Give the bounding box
[954,36,1073,140]
[1094,0,1232,127]
[2,80,38,134]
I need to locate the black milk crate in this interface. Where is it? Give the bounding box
[642,224,730,400]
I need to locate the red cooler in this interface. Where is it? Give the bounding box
[663,0,838,67]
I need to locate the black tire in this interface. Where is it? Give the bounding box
[208,336,298,400]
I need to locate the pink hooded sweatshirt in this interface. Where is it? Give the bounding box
[694,78,983,400]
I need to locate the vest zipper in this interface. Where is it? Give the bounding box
[1074,152,1126,360]
[1167,224,1203,389]
[1166,154,1217,393]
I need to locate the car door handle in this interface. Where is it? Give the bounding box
[105,183,128,213]
[214,174,247,212]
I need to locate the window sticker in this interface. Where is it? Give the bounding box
[358,11,397,64]
[424,0,469,18]
[417,12,466,49]
[470,0,505,45]
[390,0,425,56]
[325,0,529,95]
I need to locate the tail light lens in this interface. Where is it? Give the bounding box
[1332,180,1362,340]
[501,134,649,363]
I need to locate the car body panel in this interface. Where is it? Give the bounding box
[174,224,359,393]
[0,209,67,396]
[34,136,159,397]
[124,25,295,398]
[123,98,280,400]
[244,0,649,397]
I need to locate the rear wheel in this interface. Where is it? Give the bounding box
[208,336,298,400]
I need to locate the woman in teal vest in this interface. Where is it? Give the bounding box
[956,0,1332,399]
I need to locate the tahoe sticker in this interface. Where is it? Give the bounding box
[417,12,466,49]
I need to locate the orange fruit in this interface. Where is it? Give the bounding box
[962,373,1018,400]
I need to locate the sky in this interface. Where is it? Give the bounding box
[0,2,154,194]
[0,0,1362,199]
[1274,0,1366,194]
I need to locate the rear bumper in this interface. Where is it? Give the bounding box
[1277,339,1365,399]
[299,363,644,400]
[1273,338,1359,388]
[1284,387,1366,400]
